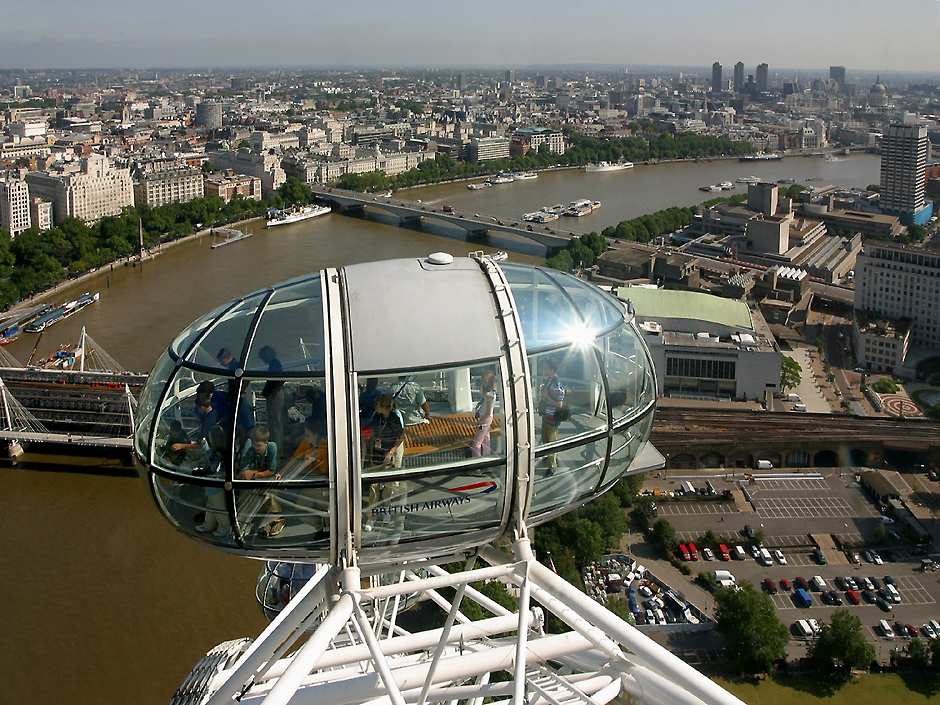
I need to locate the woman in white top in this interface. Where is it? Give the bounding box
[469,369,497,457]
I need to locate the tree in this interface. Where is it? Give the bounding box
[651,519,678,555]
[630,496,657,529]
[714,582,789,674]
[930,635,940,671]
[545,250,574,272]
[780,356,802,392]
[904,637,932,670]
[808,609,875,680]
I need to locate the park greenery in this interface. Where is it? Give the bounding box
[335,133,754,193]
[0,177,320,312]
[780,356,803,392]
[870,377,899,394]
[545,232,608,272]
[714,582,789,674]
[807,610,875,681]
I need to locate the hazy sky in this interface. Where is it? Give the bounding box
[3,0,939,72]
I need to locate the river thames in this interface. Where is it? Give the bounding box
[1,153,880,705]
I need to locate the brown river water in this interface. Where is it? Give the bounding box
[1,154,879,705]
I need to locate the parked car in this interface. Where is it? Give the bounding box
[846,589,861,605]
[845,576,858,590]
[779,578,792,591]
[774,550,787,565]
[879,619,895,638]
[885,584,902,604]
[871,551,884,565]
[923,623,938,640]
[793,588,813,608]
[876,596,891,612]
[794,576,809,591]
[678,544,691,561]
[762,578,778,594]
[733,545,747,560]
[862,590,876,604]
[719,544,731,561]
[812,548,828,565]
[858,576,874,591]
[863,550,875,563]
[834,576,848,590]
[905,624,919,638]
[811,575,828,592]
[884,575,896,585]
[702,547,715,561]
[870,576,883,589]
[808,619,821,635]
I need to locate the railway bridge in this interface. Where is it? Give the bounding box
[650,408,940,469]
[310,185,575,255]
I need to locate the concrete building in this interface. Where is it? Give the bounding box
[711,62,723,93]
[818,209,902,239]
[204,172,262,202]
[747,182,778,216]
[511,127,566,156]
[195,101,223,129]
[733,62,745,93]
[134,166,204,208]
[207,149,285,197]
[855,240,940,356]
[880,115,932,225]
[29,197,52,232]
[621,287,780,401]
[467,137,511,162]
[25,153,135,225]
[829,66,846,89]
[0,177,31,236]
[854,311,911,374]
[756,63,769,92]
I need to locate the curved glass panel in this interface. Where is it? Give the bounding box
[151,474,239,548]
[256,562,320,620]
[604,413,655,486]
[529,346,608,448]
[601,323,656,422]
[358,363,504,473]
[186,292,269,370]
[135,351,177,459]
[170,300,234,359]
[235,379,328,482]
[543,269,625,334]
[501,264,584,351]
[245,277,326,374]
[153,368,240,477]
[530,436,607,516]
[236,486,330,549]
[361,464,506,548]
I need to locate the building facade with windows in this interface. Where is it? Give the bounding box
[204,172,262,202]
[880,116,932,225]
[511,128,566,156]
[854,240,940,359]
[467,137,511,162]
[621,287,780,401]
[25,153,134,224]
[0,177,31,236]
[134,166,205,208]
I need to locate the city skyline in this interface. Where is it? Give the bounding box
[2,0,940,72]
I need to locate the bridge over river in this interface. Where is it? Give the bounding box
[310,185,577,255]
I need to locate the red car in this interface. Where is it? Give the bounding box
[719,544,731,561]
[762,578,778,594]
[794,576,809,591]
[906,624,919,638]
[678,544,691,561]
[779,578,792,591]
[846,589,861,605]
[688,543,700,561]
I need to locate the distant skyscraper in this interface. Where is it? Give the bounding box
[829,65,846,89]
[504,69,515,84]
[711,61,722,93]
[457,72,466,93]
[733,62,745,92]
[880,114,930,223]
[756,63,769,92]
[195,101,223,129]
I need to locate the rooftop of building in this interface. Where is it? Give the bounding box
[855,310,911,339]
[618,286,754,331]
[824,209,900,224]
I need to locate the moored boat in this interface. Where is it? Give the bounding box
[266,205,332,228]
[584,161,634,173]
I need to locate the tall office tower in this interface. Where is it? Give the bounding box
[195,100,223,129]
[733,62,745,92]
[711,62,723,93]
[829,65,846,89]
[457,72,466,92]
[504,68,515,84]
[880,114,930,223]
[756,63,769,92]
[0,177,31,236]
[856,241,940,356]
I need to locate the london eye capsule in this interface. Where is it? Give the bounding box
[134,254,658,568]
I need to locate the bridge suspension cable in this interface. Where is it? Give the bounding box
[0,377,49,435]
[0,346,21,368]
[78,328,125,373]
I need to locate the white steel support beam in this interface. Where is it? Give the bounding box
[352,601,407,705]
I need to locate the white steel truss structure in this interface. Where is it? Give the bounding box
[190,531,745,705]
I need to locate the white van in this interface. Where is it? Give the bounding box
[797,619,813,637]
[756,459,774,470]
[885,584,902,603]
[879,619,895,639]
[792,403,807,412]
[786,393,802,403]
[733,545,747,560]
[759,548,774,567]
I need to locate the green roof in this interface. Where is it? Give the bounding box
[618,287,754,331]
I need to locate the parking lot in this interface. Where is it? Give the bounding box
[751,478,830,492]
[754,496,876,519]
[656,502,737,517]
